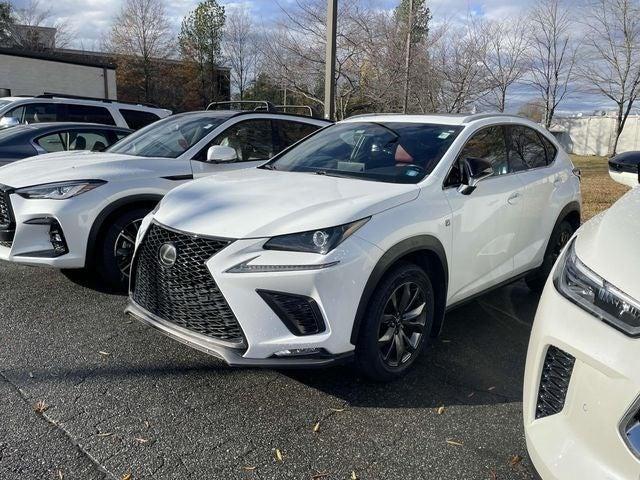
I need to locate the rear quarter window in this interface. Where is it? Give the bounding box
[119,109,161,130]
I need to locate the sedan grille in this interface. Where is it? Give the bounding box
[536,345,575,419]
[131,223,245,346]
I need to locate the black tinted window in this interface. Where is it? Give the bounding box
[508,126,547,171]
[119,109,160,130]
[193,119,275,162]
[65,105,116,125]
[275,120,320,150]
[24,103,61,123]
[457,126,508,176]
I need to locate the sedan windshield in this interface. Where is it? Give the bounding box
[265,122,462,183]
[108,114,227,158]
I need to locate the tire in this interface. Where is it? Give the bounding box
[95,208,150,291]
[525,219,574,293]
[355,262,435,382]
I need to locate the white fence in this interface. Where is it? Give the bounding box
[552,115,640,156]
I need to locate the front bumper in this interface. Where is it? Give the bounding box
[128,218,382,363]
[0,190,95,269]
[524,274,640,479]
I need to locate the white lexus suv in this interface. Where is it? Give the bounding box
[523,155,639,479]
[126,114,581,381]
[0,110,329,288]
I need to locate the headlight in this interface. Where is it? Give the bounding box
[554,239,640,337]
[16,180,106,200]
[263,218,370,254]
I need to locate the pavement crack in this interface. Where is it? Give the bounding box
[0,369,118,479]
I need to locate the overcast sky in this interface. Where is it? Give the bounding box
[9,0,617,113]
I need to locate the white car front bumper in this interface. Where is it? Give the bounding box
[0,190,94,269]
[524,274,640,479]
[126,219,383,365]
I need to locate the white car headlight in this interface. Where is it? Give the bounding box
[15,180,106,200]
[263,217,370,255]
[554,239,640,337]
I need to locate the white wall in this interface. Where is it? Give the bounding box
[0,54,117,99]
[553,115,640,156]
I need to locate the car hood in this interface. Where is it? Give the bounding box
[154,168,419,238]
[575,186,639,300]
[0,151,164,188]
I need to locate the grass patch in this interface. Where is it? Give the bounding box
[570,155,630,222]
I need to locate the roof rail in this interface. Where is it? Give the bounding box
[462,112,523,123]
[207,100,278,112]
[347,112,405,119]
[274,105,314,117]
[35,92,161,109]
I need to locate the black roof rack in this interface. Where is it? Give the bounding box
[207,100,278,112]
[32,92,161,109]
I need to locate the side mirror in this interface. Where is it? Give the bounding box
[0,117,20,129]
[206,145,238,163]
[609,152,640,188]
[458,157,493,195]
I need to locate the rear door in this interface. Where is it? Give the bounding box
[506,125,562,273]
[443,125,525,303]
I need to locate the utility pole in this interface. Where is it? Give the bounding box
[324,0,338,120]
[402,0,414,114]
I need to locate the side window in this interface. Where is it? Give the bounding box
[24,103,61,123]
[508,126,547,171]
[275,120,320,150]
[193,119,275,162]
[456,125,509,177]
[36,132,67,152]
[119,109,161,130]
[68,130,111,151]
[65,104,116,126]
[2,105,25,122]
[540,134,557,164]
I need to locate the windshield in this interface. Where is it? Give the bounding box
[108,114,227,158]
[266,122,462,183]
[0,100,12,110]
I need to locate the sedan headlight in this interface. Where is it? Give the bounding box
[264,218,370,255]
[555,239,640,337]
[15,180,106,200]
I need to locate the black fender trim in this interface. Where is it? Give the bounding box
[85,194,163,268]
[350,235,448,345]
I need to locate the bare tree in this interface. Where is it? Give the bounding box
[580,0,640,154]
[476,17,529,112]
[11,0,75,49]
[106,0,172,103]
[527,0,576,128]
[224,7,260,100]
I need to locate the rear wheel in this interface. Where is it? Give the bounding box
[355,262,435,382]
[95,208,150,291]
[525,219,574,293]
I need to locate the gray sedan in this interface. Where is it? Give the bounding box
[0,123,132,167]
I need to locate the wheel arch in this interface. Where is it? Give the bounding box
[350,235,449,345]
[85,194,163,268]
[548,201,581,248]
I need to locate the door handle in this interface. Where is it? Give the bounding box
[507,192,521,205]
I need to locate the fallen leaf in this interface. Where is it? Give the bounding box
[441,339,451,343]
[33,400,49,414]
[509,454,522,467]
[351,471,358,480]
[436,405,446,415]
[467,392,475,398]
[242,466,256,471]
[446,439,464,447]
[97,432,113,437]
[488,386,495,391]
[275,448,283,462]
[135,437,149,443]
[489,469,497,480]
[330,407,345,412]
[57,470,64,480]
[121,474,131,480]
[311,472,329,479]
[28,372,34,378]
[313,421,320,433]
[144,421,150,429]
[99,351,110,356]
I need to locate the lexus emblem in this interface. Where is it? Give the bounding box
[158,243,177,267]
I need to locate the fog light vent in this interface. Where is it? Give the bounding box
[258,290,326,336]
[536,345,575,419]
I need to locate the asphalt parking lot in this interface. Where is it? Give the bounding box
[0,261,537,480]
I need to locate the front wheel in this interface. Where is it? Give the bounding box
[95,208,150,291]
[355,262,435,382]
[525,219,574,293]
